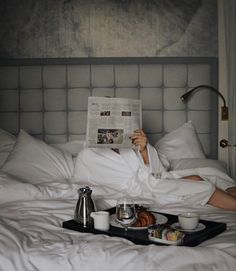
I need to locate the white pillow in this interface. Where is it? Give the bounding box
[51,140,86,157]
[0,128,16,167]
[170,158,227,174]
[1,130,74,184]
[155,121,205,169]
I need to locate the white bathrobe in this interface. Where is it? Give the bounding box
[73,144,235,208]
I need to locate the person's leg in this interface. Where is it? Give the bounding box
[226,187,236,198]
[155,176,236,210]
[208,188,236,211]
[183,175,236,200]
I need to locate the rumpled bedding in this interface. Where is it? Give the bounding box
[0,170,236,271]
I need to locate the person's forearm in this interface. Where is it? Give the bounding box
[140,147,149,164]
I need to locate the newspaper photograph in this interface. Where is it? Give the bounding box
[86,96,142,148]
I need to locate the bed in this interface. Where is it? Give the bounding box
[0,57,235,271]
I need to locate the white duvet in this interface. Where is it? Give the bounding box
[0,170,236,271]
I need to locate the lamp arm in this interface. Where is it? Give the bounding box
[180,85,228,121]
[187,85,227,107]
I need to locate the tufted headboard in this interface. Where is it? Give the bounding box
[0,57,218,158]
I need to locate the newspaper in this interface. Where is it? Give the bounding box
[86,97,142,148]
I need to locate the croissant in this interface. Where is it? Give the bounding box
[132,210,156,227]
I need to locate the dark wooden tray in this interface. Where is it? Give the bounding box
[62,207,226,247]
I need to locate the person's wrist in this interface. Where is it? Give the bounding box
[139,146,147,153]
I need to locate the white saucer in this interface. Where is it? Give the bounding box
[171,222,206,233]
[110,213,168,230]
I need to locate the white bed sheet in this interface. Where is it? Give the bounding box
[0,172,236,271]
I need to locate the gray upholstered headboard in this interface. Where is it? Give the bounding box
[0,57,218,158]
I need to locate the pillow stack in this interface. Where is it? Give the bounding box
[1,129,74,184]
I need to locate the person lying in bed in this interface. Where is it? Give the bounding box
[74,129,236,211]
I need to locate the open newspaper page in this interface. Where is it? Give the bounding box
[86,97,142,148]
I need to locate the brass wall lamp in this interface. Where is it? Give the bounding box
[180,85,228,121]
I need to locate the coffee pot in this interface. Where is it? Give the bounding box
[74,186,96,227]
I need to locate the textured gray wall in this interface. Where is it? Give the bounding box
[0,0,217,58]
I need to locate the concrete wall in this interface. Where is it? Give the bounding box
[0,0,217,58]
[1,0,225,161]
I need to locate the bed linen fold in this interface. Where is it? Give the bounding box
[0,199,235,271]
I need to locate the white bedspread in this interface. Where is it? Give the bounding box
[0,172,236,271]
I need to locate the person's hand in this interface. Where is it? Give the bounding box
[130,129,148,152]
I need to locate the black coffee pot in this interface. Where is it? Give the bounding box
[74,186,96,228]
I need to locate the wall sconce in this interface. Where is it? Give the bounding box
[180,85,228,121]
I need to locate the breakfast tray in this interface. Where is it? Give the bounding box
[62,207,226,247]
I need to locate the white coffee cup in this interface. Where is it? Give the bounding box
[90,211,110,231]
[178,212,199,230]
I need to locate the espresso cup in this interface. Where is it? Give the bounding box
[178,212,199,230]
[90,211,110,231]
